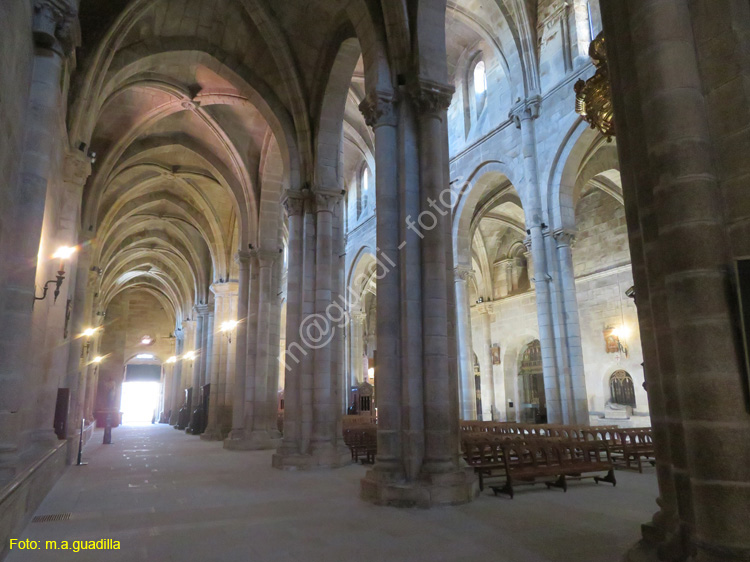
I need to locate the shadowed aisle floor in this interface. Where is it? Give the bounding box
[6,424,657,562]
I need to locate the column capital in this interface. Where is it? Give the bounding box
[409,79,454,117]
[552,228,577,248]
[282,191,306,217]
[509,95,542,128]
[454,265,475,282]
[523,235,533,251]
[234,250,252,265]
[63,149,91,189]
[210,281,239,297]
[194,304,210,315]
[314,190,343,214]
[251,249,279,267]
[358,90,398,128]
[33,0,78,54]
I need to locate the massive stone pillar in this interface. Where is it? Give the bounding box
[357,85,476,507]
[551,229,588,424]
[602,0,750,559]
[455,266,477,420]
[203,282,237,441]
[273,192,349,469]
[169,334,185,425]
[274,194,304,460]
[350,312,367,387]
[510,100,564,424]
[226,251,250,442]
[0,0,77,481]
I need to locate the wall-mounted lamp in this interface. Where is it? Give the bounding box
[166,356,178,364]
[92,356,103,364]
[140,335,153,345]
[33,246,77,308]
[184,351,197,361]
[220,320,239,343]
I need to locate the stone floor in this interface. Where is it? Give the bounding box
[6,424,657,562]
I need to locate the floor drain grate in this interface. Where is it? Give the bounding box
[32,513,71,523]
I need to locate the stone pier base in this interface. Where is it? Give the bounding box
[360,468,478,508]
[271,446,350,470]
[199,428,225,442]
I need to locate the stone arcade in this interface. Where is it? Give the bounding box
[1,1,749,561]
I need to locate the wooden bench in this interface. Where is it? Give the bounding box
[489,440,616,499]
[610,428,655,472]
[343,425,377,464]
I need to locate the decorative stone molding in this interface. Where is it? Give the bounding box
[552,228,577,249]
[282,192,306,217]
[234,250,252,265]
[358,91,398,128]
[210,281,239,297]
[181,100,200,112]
[33,0,78,54]
[454,265,475,282]
[314,191,343,214]
[409,79,454,117]
[254,249,279,268]
[194,304,210,316]
[523,235,533,251]
[509,96,542,128]
[63,150,91,189]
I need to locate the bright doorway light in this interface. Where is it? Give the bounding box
[120,382,161,424]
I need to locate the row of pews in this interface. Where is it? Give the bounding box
[461,422,655,498]
[342,417,377,464]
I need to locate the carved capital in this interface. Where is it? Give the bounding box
[314,190,342,214]
[255,249,279,268]
[409,80,454,116]
[553,228,577,248]
[454,265,474,282]
[523,235,533,251]
[359,91,398,128]
[194,304,210,316]
[63,150,91,189]
[33,0,78,54]
[234,250,252,265]
[282,192,306,217]
[509,96,542,128]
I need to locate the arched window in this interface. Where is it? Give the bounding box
[472,59,487,115]
[358,165,370,217]
[609,370,636,407]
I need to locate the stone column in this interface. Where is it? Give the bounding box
[226,251,250,441]
[477,305,500,421]
[350,312,367,387]
[169,334,185,425]
[358,83,476,506]
[248,250,279,448]
[203,282,237,441]
[273,194,305,463]
[0,0,76,479]
[552,229,588,424]
[511,99,563,424]
[358,91,404,482]
[413,82,458,476]
[265,245,284,439]
[455,266,477,420]
[311,192,338,460]
[63,243,93,463]
[603,1,750,559]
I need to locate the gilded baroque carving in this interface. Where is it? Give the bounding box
[575,32,615,138]
[358,91,397,128]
